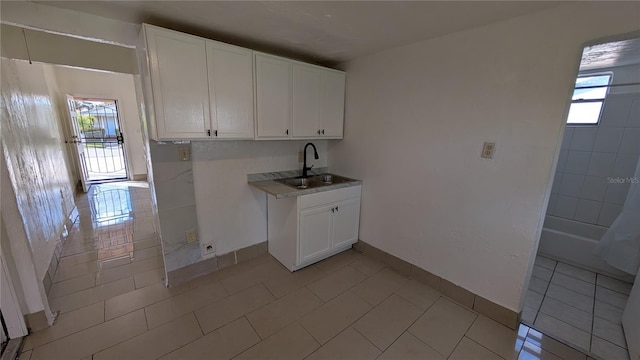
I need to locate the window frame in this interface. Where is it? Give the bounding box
[566,72,613,127]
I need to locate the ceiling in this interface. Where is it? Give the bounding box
[34,1,560,65]
[580,37,640,71]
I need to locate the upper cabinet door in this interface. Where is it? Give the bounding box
[292,63,322,138]
[145,25,210,139]
[321,70,346,138]
[255,54,292,139]
[207,41,254,139]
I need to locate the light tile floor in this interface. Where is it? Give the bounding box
[523,255,633,360]
[21,182,594,360]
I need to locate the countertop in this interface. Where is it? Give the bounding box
[247,168,362,199]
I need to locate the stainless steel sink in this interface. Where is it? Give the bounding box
[277,177,314,189]
[310,174,355,185]
[276,173,356,189]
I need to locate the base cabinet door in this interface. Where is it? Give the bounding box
[299,206,333,264]
[331,198,361,248]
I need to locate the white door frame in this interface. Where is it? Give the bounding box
[0,254,28,339]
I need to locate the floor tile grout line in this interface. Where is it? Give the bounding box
[351,325,385,354]
[529,258,633,359]
[530,258,557,327]
[368,291,423,349]
[465,335,509,360]
[52,253,164,285]
[27,309,146,357]
[359,294,434,354]
[591,332,629,352]
[191,310,206,337]
[590,276,597,353]
[544,284,596,314]
[554,267,597,285]
[525,319,592,357]
[442,318,478,359]
[21,302,107,352]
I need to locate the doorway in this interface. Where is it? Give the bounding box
[69,97,129,186]
[524,35,640,360]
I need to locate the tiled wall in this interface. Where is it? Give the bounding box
[548,92,640,226]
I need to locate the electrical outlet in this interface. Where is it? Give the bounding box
[179,146,190,161]
[185,229,197,244]
[202,243,215,254]
[481,142,496,159]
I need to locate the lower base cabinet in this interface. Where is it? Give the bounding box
[267,186,361,271]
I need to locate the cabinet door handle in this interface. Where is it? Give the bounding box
[285,129,289,135]
[317,130,321,135]
[207,129,211,137]
[214,130,218,137]
[335,206,339,212]
[331,208,335,213]
[322,129,325,135]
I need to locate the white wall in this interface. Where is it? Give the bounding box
[193,140,328,255]
[1,58,76,322]
[550,64,640,226]
[53,66,147,177]
[329,2,640,311]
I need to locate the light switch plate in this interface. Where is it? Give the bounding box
[481,142,496,159]
[179,146,190,161]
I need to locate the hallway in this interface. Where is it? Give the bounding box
[21,182,592,360]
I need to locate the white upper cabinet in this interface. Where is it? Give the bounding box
[145,25,210,140]
[292,63,322,138]
[255,53,292,139]
[320,70,346,138]
[141,24,254,141]
[292,63,345,139]
[256,54,346,140]
[206,41,254,139]
[140,24,344,141]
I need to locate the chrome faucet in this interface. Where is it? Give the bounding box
[302,142,319,178]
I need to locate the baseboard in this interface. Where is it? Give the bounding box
[354,240,521,329]
[166,241,269,286]
[24,311,49,332]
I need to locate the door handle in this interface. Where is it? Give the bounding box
[335,206,338,212]
[322,130,325,135]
